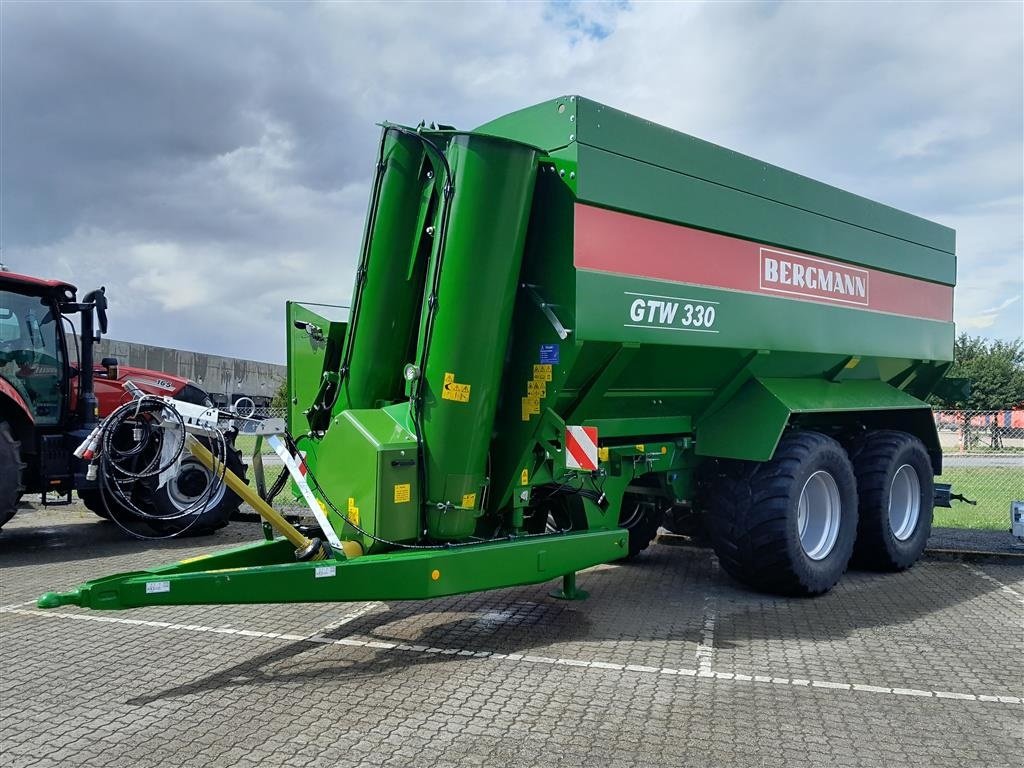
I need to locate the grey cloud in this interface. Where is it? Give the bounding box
[2,1,1021,359]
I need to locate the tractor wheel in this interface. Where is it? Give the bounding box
[0,421,23,530]
[619,492,663,559]
[141,444,248,536]
[78,489,110,519]
[707,431,858,596]
[849,430,934,571]
[78,488,139,521]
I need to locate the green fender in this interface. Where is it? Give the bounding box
[695,377,941,469]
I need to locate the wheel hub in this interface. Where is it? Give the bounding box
[888,464,921,541]
[797,470,842,560]
[164,457,226,512]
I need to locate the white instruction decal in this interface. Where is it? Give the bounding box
[146,581,171,594]
[314,566,337,579]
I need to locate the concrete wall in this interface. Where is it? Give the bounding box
[95,338,286,405]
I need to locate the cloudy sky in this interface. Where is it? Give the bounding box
[2,1,1021,362]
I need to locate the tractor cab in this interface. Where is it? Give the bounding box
[0,285,68,427]
[0,271,106,517]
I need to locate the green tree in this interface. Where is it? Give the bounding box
[270,379,289,409]
[932,333,1024,410]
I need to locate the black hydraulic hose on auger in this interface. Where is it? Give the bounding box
[397,128,455,514]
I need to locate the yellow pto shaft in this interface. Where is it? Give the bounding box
[185,434,331,561]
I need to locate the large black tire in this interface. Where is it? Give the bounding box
[79,488,142,521]
[0,421,23,529]
[619,492,663,559]
[139,444,248,536]
[708,431,858,596]
[849,430,934,571]
[78,489,110,519]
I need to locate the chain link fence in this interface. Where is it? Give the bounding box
[932,410,1023,530]
[239,407,1023,531]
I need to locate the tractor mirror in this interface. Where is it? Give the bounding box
[83,287,108,335]
[100,356,119,379]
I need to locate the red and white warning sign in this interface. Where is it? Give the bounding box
[565,425,599,471]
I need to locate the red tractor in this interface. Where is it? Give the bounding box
[0,270,246,534]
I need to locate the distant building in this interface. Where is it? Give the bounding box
[95,338,286,407]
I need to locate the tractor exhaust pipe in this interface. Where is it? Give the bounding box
[77,287,107,427]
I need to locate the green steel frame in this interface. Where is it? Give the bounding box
[40,96,956,612]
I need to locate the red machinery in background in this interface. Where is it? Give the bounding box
[0,270,246,535]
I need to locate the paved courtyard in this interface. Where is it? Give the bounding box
[1,504,1021,768]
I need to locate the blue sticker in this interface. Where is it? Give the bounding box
[539,344,560,364]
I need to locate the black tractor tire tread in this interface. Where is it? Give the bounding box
[708,431,858,596]
[849,430,933,571]
[78,489,111,518]
[0,421,23,529]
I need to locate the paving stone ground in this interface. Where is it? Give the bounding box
[1,504,1021,768]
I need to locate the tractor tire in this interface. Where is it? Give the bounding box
[849,430,934,571]
[0,421,23,530]
[619,492,663,559]
[78,488,139,521]
[78,489,110,519]
[142,444,248,536]
[707,431,858,596]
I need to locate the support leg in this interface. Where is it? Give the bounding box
[549,572,588,600]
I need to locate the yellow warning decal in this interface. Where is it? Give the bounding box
[635,444,645,452]
[441,372,471,403]
[347,497,360,526]
[661,446,668,454]
[533,364,552,382]
[598,447,609,462]
[461,492,477,509]
[844,356,861,369]
[521,396,541,421]
[394,483,411,504]
[520,468,529,485]
[527,380,546,398]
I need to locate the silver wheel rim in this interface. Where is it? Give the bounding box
[888,464,921,541]
[797,470,842,560]
[164,457,226,513]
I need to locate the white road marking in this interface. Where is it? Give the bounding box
[695,558,718,675]
[305,602,383,641]
[959,562,1024,605]
[0,600,37,613]
[4,606,1019,707]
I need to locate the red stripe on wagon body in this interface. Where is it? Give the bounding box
[573,204,953,322]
